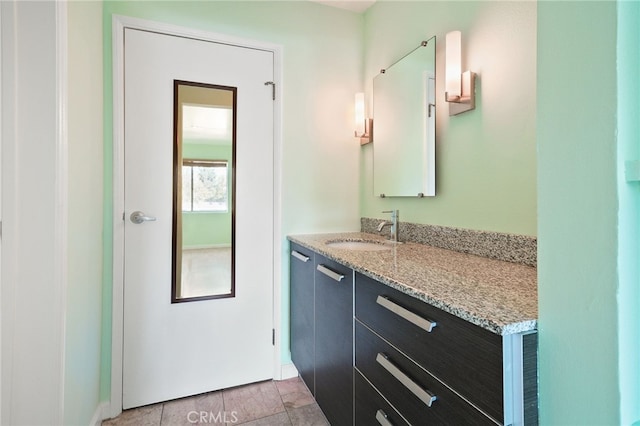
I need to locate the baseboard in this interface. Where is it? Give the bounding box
[90,402,109,426]
[279,362,299,380]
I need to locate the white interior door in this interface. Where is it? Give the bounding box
[123,28,274,409]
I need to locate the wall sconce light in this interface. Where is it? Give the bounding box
[355,92,372,145]
[445,30,476,116]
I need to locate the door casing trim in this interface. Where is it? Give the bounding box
[110,15,283,419]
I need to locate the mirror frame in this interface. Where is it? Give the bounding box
[171,80,237,303]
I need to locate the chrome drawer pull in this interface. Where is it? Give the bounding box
[376,295,436,332]
[376,353,437,408]
[317,264,345,282]
[291,250,310,263]
[376,409,394,426]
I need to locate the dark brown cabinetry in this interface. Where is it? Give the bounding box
[354,272,538,425]
[355,372,409,426]
[289,244,353,425]
[289,243,538,425]
[314,255,353,426]
[289,242,315,394]
[355,321,496,425]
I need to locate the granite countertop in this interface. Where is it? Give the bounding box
[288,232,537,336]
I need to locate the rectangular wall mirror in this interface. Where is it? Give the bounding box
[172,80,236,302]
[373,36,436,198]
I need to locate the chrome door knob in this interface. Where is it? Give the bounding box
[130,211,157,224]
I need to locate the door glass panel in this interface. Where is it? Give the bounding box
[172,80,236,302]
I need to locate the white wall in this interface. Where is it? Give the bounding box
[64,1,104,424]
[1,1,67,424]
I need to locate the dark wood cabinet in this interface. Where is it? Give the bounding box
[355,273,503,421]
[289,242,315,394]
[314,254,353,426]
[354,272,538,425]
[289,244,354,425]
[289,242,538,426]
[354,371,409,426]
[355,320,496,425]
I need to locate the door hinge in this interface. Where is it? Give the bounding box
[264,81,275,101]
[272,329,275,345]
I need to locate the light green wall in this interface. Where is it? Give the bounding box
[183,213,231,247]
[361,1,537,236]
[102,0,363,400]
[616,1,640,423]
[182,142,232,247]
[537,2,623,424]
[183,140,230,159]
[97,3,640,422]
[65,1,104,424]
[364,1,638,423]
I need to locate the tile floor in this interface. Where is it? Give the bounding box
[102,377,329,426]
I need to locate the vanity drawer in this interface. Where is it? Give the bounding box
[355,273,503,422]
[355,320,497,425]
[355,370,409,426]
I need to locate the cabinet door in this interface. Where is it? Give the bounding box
[290,242,315,394]
[315,255,353,426]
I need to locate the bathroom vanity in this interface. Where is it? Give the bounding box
[289,232,538,426]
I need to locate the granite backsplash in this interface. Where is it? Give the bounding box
[361,217,537,267]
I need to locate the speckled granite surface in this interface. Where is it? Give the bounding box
[361,218,537,267]
[288,232,537,336]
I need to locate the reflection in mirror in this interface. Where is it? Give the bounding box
[373,37,436,197]
[172,81,236,302]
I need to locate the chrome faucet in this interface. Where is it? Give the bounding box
[377,210,399,242]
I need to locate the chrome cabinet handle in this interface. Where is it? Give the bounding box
[291,250,310,263]
[376,295,436,332]
[376,353,436,408]
[316,264,345,282]
[376,409,394,426]
[130,211,157,224]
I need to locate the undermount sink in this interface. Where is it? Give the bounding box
[325,240,393,251]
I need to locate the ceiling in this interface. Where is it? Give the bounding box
[310,0,376,13]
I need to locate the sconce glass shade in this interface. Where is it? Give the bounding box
[445,30,475,115]
[445,31,462,100]
[355,92,366,137]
